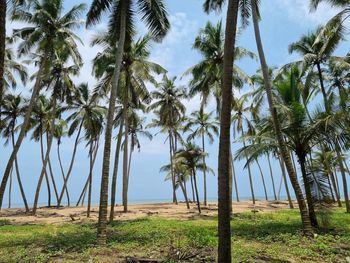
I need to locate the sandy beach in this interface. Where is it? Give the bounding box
[0,200,297,225]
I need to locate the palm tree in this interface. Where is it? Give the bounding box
[174,142,211,213]
[1,94,29,211]
[148,75,186,205]
[246,0,314,235]
[203,0,240,261]
[185,109,218,206]
[87,0,170,244]
[0,0,86,210]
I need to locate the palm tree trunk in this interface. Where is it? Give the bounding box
[57,142,70,206]
[11,131,29,212]
[330,172,342,207]
[40,132,51,207]
[124,144,133,211]
[201,134,207,206]
[267,154,277,200]
[218,1,239,261]
[242,129,255,204]
[87,141,97,218]
[109,122,124,222]
[251,0,313,235]
[335,144,350,213]
[316,62,329,112]
[327,173,335,203]
[8,167,12,208]
[0,0,6,121]
[97,2,127,241]
[46,134,59,204]
[179,176,190,209]
[278,155,294,209]
[192,169,201,213]
[0,51,49,210]
[190,174,195,202]
[298,154,318,227]
[122,99,129,213]
[169,131,177,204]
[57,120,84,206]
[230,145,239,202]
[256,159,268,201]
[33,97,57,214]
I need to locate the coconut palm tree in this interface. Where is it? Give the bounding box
[0,0,86,210]
[148,75,186,205]
[1,94,29,211]
[184,109,218,206]
[243,0,314,235]
[203,0,240,261]
[86,0,170,244]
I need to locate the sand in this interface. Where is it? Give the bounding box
[0,200,297,225]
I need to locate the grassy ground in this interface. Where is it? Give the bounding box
[0,207,349,262]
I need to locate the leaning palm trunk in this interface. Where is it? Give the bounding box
[57,142,70,206]
[242,133,255,204]
[46,134,59,203]
[33,97,57,214]
[218,1,239,261]
[267,154,277,200]
[40,132,51,207]
[278,155,294,209]
[230,145,239,202]
[330,172,342,207]
[11,131,29,212]
[179,176,190,209]
[0,0,6,119]
[192,169,201,213]
[87,140,99,217]
[97,2,127,243]
[251,0,313,235]
[256,159,268,201]
[8,168,12,208]
[190,174,195,202]
[122,93,130,213]
[109,122,124,222]
[0,53,48,210]
[57,120,84,206]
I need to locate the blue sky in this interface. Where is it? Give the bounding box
[1,0,349,207]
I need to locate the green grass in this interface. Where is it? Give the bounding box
[0,207,349,262]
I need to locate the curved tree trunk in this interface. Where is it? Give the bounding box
[267,154,277,200]
[201,134,207,206]
[251,0,313,235]
[218,1,239,261]
[57,142,70,206]
[256,159,268,201]
[109,122,124,222]
[11,131,29,212]
[0,52,49,210]
[57,120,84,206]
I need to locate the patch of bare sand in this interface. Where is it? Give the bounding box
[0,200,297,225]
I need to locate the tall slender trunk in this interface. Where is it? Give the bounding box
[169,131,177,204]
[201,134,207,206]
[97,2,127,243]
[278,155,294,209]
[298,154,318,227]
[267,154,277,200]
[122,95,129,213]
[87,141,99,217]
[231,152,239,202]
[190,174,195,202]
[109,122,124,222]
[330,172,342,207]
[327,173,335,203]
[40,131,51,207]
[8,167,12,208]
[33,97,57,214]
[335,145,350,213]
[192,169,201,213]
[218,1,239,261]
[242,127,255,204]
[256,159,268,201]
[57,142,70,206]
[57,120,84,206]
[0,0,6,122]
[0,51,49,210]
[11,130,29,212]
[179,176,190,209]
[46,133,59,203]
[251,0,313,235]
[316,62,329,112]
